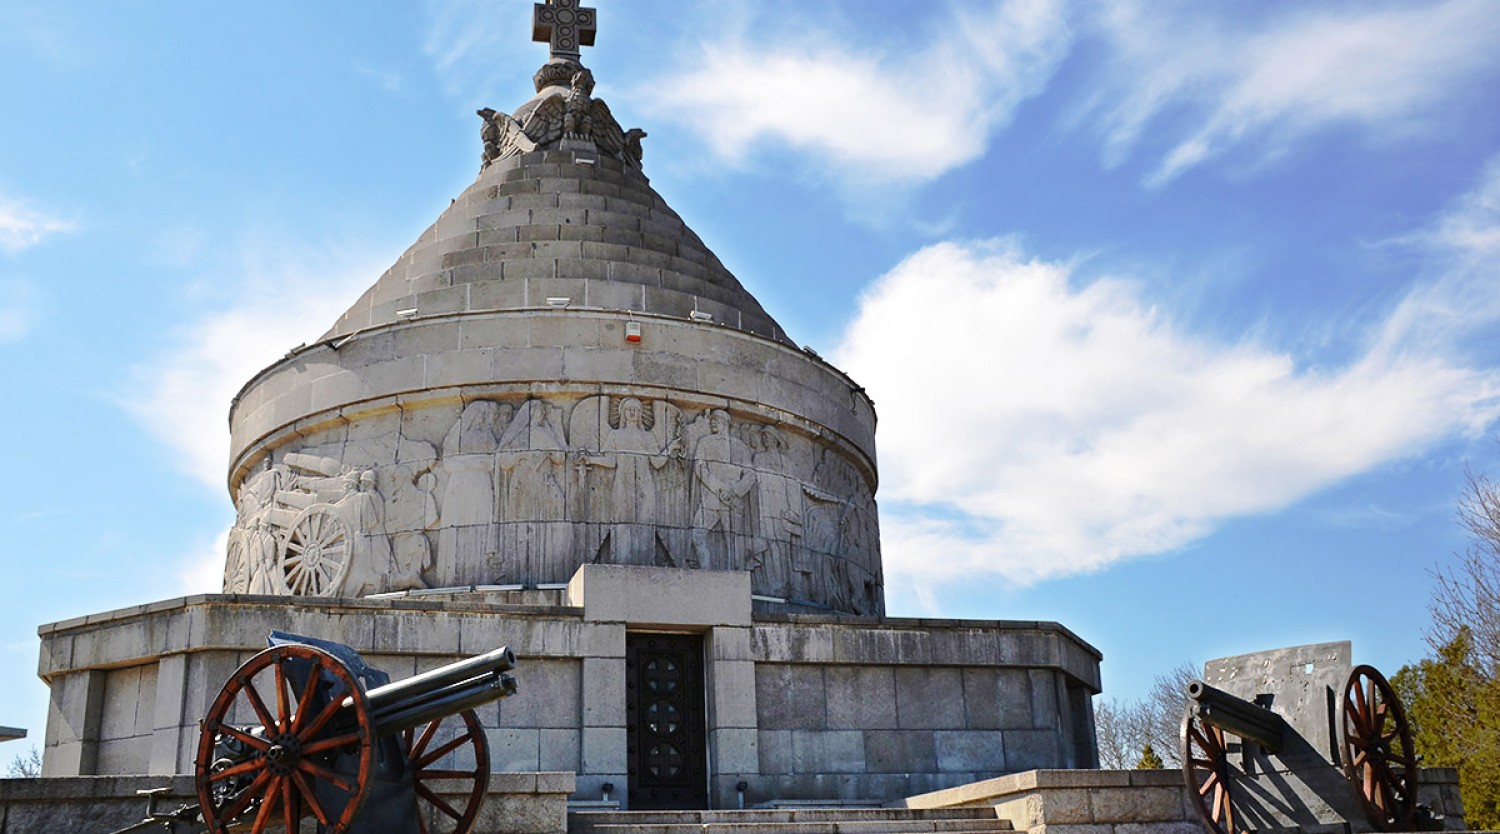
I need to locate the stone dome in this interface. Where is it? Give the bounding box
[223,63,882,617]
[324,148,790,346]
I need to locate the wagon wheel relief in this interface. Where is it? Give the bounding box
[280,506,353,596]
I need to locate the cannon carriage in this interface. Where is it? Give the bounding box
[112,632,518,834]
[1180,642,1432,834]
[227,453,384,597]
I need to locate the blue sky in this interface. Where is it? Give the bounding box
[3,0,1500,751]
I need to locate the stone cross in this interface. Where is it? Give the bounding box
[533,0,597,62]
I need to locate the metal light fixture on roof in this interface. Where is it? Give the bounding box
[689,310,713,322]
[546,297,571,307]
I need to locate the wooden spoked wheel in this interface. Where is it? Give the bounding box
[1338,664,1418,831]
[1182,710,1245,834]
[402,708,491,834]
[196,645,374,833]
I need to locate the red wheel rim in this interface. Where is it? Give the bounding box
[402,708,491,834]
[1339,664,1418,831]
[195,644,374,833]
[1182,709,1244,834]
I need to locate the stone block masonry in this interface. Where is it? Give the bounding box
[32,565,1101,811]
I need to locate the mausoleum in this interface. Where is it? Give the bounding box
[27,0,1102,819]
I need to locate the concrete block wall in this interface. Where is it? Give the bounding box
[745,616,1101,805]
[34,595,609,782]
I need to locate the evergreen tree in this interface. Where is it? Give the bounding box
[1390,466,1500,829]
[1135,743,1164,770]
[1393,629,1500,829]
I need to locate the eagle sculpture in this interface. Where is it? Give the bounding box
[479,66,645,170]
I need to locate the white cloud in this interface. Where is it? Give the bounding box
[123,239,387,492]
[179,529,230,595]
[0,278,39,344]
[0,194,75,254]
[1379,156,1500,355]
[831,235,1500,592]
[422,0,534,99]
[635,0,1073,184]
[1080,0,1500,184]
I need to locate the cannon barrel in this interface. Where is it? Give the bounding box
[372,672,518,737]
[322,646,518,740]
[1186,680,1285,753]
[363,645,516,715]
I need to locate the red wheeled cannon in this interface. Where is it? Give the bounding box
[1180,641,1435,834]
[188,632,517,834]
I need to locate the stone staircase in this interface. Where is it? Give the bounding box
[568,807,1014,834]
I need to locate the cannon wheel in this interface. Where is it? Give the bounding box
[1338,664,1418,831]
[402,708,491,834]
[223,528,249,594]
[196,644,374,834]
[1182,709,1246,834]
[279,503,353,596]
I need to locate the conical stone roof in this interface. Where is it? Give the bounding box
[325,148,790,345]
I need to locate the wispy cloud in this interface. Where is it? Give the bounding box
[179,529,229,595]
[122,237,389,492]
[635,0,1073,185]
[832,214,1500,594]
[1378,156,1500,356]
[422,0,534,100]
[1078,0,1500,184]
[0,278,40,344]
[0,193,75,254]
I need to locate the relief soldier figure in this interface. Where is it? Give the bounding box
[577,397,684,560]
[750,426,802,598]
[497,400,572,582]
[438,400,509,580]
[690,410,755,570]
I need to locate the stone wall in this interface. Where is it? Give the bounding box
[34,567,1102,809]
[900,768,1469,834]
[0,773,573,834]
[748,618,1100,805]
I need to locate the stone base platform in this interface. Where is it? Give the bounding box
[897,768,1470,834]
[33,565,1102,810]
[569,806,1013,834]
[0,772,573,834]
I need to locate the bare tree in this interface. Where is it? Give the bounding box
[1093,698,1134,770]
[5,746,41,778]
[1142,662,1198,768]
[1434,468,1500,676]
[1093,661,1198,769]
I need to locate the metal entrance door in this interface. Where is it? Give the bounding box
[625,633,708,810]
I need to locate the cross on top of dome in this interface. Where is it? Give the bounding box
[532,0,597,62]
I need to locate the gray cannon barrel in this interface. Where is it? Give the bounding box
[372,672,518,737]
[363,645,516,716]
[1186,680,1285,754]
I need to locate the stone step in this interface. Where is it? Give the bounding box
[569,808,1011,834]
[585,824,1012,834]
[589,829,1012,834]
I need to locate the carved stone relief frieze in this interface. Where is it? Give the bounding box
[227,393,881,613]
